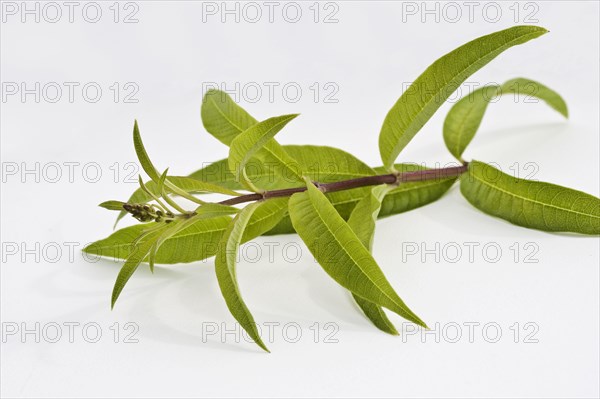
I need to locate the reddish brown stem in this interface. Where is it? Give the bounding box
[217,164,468,206]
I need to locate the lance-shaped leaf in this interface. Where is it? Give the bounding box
[111,225,168,308]
[288,180,427,327]
[117,124,241,226]
[84,216,232,263]
[443,79,568,160]
[378,25,548,169]
[347,185,398,335]
[228,114,303,190]
[461,160,600,234]
[215,203,270,352]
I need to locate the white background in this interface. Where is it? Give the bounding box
[1,1,599,398]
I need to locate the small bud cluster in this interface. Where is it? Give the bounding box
[122,203,174,223]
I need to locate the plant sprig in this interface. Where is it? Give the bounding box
[85,25,600,352]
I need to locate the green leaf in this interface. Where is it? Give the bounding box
[461,160,600,234]
[228,114,302,190]
[190,145,376,191]
[352,297,399,335]
[215,203,270,352]
[84,216,233,264]
[347,185,393,251]
[347,185,398,335]
[145,204,240,271]
[443,78,568,161]
[443,85,500,161]
[99,200,126,211]
[201,90,306,189]
[501,78,568,118]
[111,225,167,308]
[195,203,240,218]
[242,198,289,241]
[201,89,258,146]
[378,25,548,169]
[133,120,161,182]
[88,198,287,264]
[288,180,427,327]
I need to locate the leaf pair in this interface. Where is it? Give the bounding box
[228,114,303,191]
[443,78,568,161]
[203,90,304,192]
[378,25,548,169]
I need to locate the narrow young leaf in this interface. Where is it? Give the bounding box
[228,114,303,189]
[215,203,270,352]
[99,200,126,211]
[461,160,600,234]
[288,180,427,327]
[133,120,161,182]
[443,78,568,160]
[347,185,398,335]
[135,121,244,208]
[111,225,167,308]
[379,25,548,169]
[115,176,241,225]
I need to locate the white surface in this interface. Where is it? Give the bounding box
[1,1,599,398]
